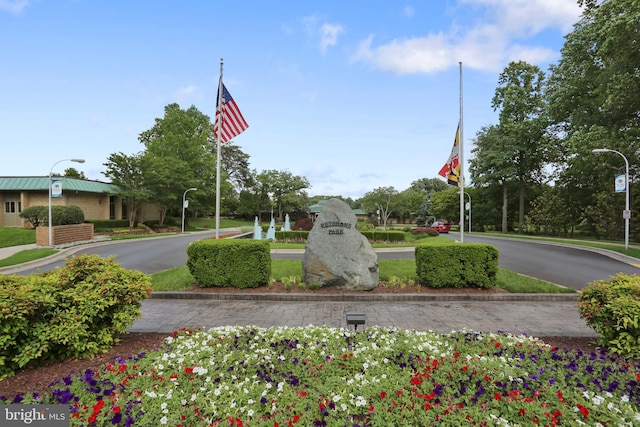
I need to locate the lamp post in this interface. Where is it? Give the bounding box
[181,188,197,233]
[460,191,472,233]
[48,158,85,247]
[592,148,630,250]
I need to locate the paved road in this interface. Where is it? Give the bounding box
[4,231,640,291]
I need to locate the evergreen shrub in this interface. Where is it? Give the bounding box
[187,239,271,289]
[415,243,498,289]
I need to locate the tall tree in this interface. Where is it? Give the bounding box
[469,125,515,232]
[138,104,216,224]
[359,186,398,229]
[547,0,640,237]
[491,61,552,233]
[103,152,149,227]
[255,170,311,222]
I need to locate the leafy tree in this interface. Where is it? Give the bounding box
[492,61,552,234]
[359,186,398,229]
[408,177,448,193]
[63,168,86,179]
[469,125,515,232]
[254,170,311,222]
[138,104,216,224]
[546,0,640,238]
[429,188,460,224]
[103,152,149,227]
[525,185,574,236]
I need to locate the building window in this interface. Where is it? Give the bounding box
[109,196,116,220]
[4,201,15,213]
[17,201,21,213]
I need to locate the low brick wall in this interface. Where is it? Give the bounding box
[36,223,95,246]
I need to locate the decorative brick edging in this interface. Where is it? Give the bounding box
[150,292,580,302]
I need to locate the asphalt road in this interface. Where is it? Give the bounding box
[12,231,640,290]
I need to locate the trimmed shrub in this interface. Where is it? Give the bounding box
[0,255,151,379]
[187,239,271,289]
[275,230,309,241]
[578,273,640,357]
[360,230,406,242]
[415,243,498,289]
[56,205,84,225]
[19,206,48,228]
[87,219,132,229]
[20,205,84,227]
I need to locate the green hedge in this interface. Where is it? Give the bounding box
[187,239,271,289]
[0,255,151,380]
[86,219,133,229]
[275,230,310,240]
[19,205,85,228]
[415,243,498,289]
[578,273,640,357]
[360,231,406,242]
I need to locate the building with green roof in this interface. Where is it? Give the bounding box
[0,176,159,227]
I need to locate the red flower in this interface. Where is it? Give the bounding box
[519,408,526,416]
[494,392,502,401]
[184,366,194,374]
[368,405,375,413]
[380,391,387,399]
[576,404,589,419]
[112,406,121,413]
[411,376,422,385]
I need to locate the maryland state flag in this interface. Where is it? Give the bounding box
[438,124,461,187]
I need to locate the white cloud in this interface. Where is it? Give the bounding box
[350,0,582,74]
[0,0,29,14]
[319,23,345,54]
[301,14,345,54]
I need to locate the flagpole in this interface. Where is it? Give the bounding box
[459,62,465,243]
[215,58,224,239]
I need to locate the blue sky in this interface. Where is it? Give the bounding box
[1,0,583,199]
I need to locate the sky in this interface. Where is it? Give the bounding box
[1,0,584,199]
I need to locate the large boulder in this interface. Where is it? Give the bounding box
[302,199,379,290]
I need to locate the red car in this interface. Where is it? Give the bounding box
[430,221,451,233]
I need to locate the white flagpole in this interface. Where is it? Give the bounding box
[459,62,465,243]
[215,58,224,239]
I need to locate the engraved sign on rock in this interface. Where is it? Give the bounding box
[302,198,379,290]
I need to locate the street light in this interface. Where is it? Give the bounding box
[181,188,197,233]
[592,148,630,250]
[460,191,472,233]
[48,158,85,247]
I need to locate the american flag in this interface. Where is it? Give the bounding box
[214,82,249,143]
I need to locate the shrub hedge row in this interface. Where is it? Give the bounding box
[19,205,85,228]
[415,243,499,289]
[0,255,152,380]
[187,239,271,289]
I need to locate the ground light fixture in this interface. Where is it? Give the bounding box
[346,312,366,331]
[182,188,198,233]
[592,148,629,250]
[48,158,85,247]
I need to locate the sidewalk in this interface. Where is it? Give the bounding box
[131,293,597,337]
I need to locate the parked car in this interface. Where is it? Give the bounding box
[430,221,450,233]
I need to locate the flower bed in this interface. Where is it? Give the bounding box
[3,326,640,426]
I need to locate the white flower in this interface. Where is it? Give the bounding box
[160,416,168,425]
